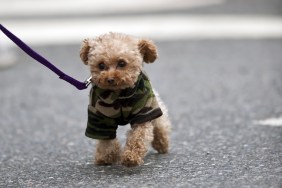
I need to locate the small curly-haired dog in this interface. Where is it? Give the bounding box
[80,32,171,167]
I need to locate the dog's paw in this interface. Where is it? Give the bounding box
[95,158,114,166]
[152,139,169,154]
[121,150,144,167]
[95,152,120,166]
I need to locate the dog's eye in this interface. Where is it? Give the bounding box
[98,62,106,70]
[117,60,127,68]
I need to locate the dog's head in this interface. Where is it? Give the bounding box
[80,32,157,90]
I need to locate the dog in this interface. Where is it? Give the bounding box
[80,32,171,167]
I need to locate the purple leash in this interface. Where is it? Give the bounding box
[0,24,91,90]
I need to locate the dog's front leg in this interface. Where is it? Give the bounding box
[95,138,121,165]
[121,122,154,167]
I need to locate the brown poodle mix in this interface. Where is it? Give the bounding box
[80,32,171,167]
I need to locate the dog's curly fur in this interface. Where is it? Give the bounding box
[80,32,171,167]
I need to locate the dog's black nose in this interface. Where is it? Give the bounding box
[107,78,115,85]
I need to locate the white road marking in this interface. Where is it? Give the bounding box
[0,0,223,16]
[1,15,282,46]
[254,117,282,127]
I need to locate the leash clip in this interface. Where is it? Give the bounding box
[84,76,92,87]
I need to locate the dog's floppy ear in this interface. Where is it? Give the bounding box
[80,39,90,65]
[138,39,158,63]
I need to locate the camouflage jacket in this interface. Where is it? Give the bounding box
[85,72,163,140]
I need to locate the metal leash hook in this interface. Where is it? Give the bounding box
[84,76,92,87]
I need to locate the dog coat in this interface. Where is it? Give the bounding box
[85,72,163,140]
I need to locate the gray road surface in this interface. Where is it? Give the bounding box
[0,39,281,188]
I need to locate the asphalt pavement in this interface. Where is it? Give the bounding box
[1,0,282,187]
